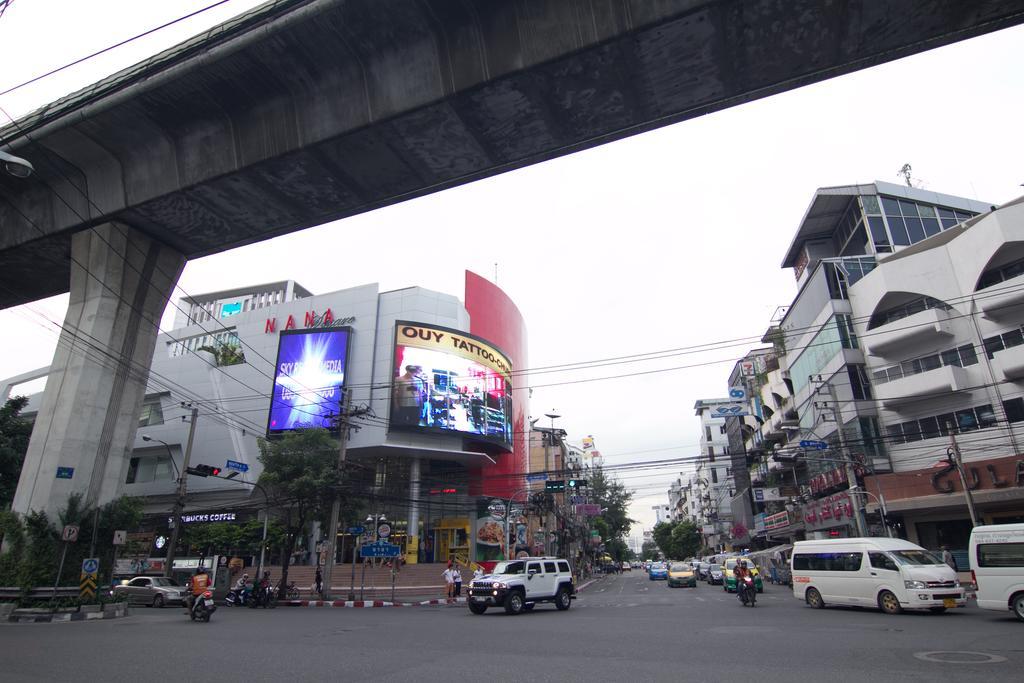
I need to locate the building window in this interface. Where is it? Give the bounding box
[868,296,952,330]
[978,256,1024,290]
[886,404,995,445]
[1004,398,1024,424]
[847,365,872,400]
[138,397,164,428]
[880,196,974,250]
[705,426,713,441]
[711,468,719,484]
[872,343,978,385]
[984,325,1024,359]
[707,447,715,462]
[837,314,859,349]
[125,455,173,485]
[719,425,727,435]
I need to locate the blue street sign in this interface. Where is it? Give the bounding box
[799,440,829,450]
[225,459,249,473]
[82,558,99,574]
[359,541,401,558]
[526,473,548,482]
[347,526,365,535]
[56,467,74,479]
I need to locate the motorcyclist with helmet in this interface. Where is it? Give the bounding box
[734,559,754,605]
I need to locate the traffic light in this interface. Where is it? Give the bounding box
[545,480,565,492]
[186,464,222,477]
[568,479,588,489]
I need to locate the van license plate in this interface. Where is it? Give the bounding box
[204,599,214,606]
[942,598,955,608]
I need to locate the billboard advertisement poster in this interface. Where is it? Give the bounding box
[391,321,513,448]
[267,327,351,434]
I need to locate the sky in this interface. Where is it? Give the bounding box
[1,1,1023,536]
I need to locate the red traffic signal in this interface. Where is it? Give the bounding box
[186,464,222,478]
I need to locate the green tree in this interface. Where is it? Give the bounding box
[588,467,635,561]
[670,521,701,560]
[0,396,33,509]
[640,540,659,561]
[197,343,245,367]
[258,429,360,597]
[652,521,675,558]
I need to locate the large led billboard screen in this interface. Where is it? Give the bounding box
[267,327,351,434]
[390,322,513,448]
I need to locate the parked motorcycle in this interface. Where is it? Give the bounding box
[190,590,217,622]
[249,581,276,609]
[738,575,757,607]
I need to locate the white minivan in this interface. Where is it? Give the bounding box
[968,523,1024,622]
[791,538,966,614]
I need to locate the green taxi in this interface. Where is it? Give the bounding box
[723,557,763,593]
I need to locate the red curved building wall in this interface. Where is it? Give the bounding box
[464,271,528,498]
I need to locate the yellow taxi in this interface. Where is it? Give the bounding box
[667,561,697,588]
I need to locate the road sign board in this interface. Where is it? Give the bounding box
[80,557,99,600]
[359,541,401,558]
[61,525,79,542]
[709,403,749,418]
[799,440,829,450]
[347,526,365,535]
[82,557,99,574]
[376,522,391,539]
[112,530,127,545]
[56,466,74,479]
[525,473,548,482]
[225,459,249,473]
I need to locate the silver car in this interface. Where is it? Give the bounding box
[112,576,187,607]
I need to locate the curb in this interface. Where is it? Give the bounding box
[281,598,467,608]
[8,607,131,624]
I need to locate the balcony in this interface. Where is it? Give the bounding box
[865,307,953,357]
[979,274,1024,321]
[993,343,1024,381]
[873,364,970,408]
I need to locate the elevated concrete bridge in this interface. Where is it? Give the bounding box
[2,0,1022,519]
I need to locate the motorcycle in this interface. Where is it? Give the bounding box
[190,590,217,622]
[226,586,254,607]
[738,575,757,607]
[249,581,276,609]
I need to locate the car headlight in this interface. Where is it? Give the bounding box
[953,579,960,588]
[904,580,927,590]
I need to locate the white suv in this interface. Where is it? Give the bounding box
[467,557,576,615]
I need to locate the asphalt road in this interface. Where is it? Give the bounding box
[2,571,1021,682]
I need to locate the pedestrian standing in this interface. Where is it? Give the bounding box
[940,546,958,572]
[452,563,463,598]
[315,566,323,596]
[443,561,455,599]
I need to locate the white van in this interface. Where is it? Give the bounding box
[791,538,966,614]
[968,523,1024,622]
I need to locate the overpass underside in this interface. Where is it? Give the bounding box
[2,0,1023,308]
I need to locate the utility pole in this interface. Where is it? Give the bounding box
[948,434,980,527]
[164,405,199,577]
[825,383,867,537]
[322,390,352,600]
[544,412,560,557]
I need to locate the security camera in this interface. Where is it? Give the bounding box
[0,150,34,178]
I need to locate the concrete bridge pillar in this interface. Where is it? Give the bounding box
[12,223,184,521]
